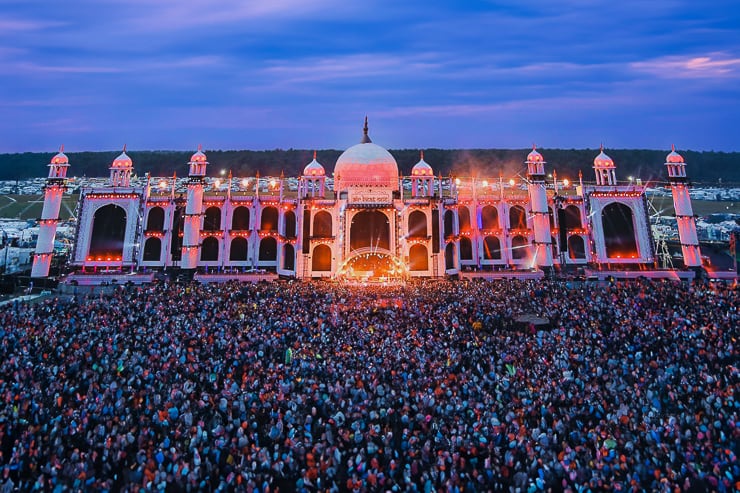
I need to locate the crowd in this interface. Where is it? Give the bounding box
[0,278,737,492]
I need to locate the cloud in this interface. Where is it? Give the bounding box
[631,53,740,78]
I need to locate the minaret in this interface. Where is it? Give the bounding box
[301,151,326,198]
[181,145,207,269]
[665,145,702,268]
[31,146,69,277]
[109,145,133,187]
[411,151,434,198]
[525,145,553,270]
[593,145,616,186]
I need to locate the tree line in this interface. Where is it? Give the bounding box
[1,148,738,185]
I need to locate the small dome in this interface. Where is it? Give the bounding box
[190,144,207,163]
[111,146,132,169]
[303,151,325,176]
[51,145,68,165]
[411,151,434,176]
[593,146,614,168]
[666,144,684,164]
[526,146,544,163]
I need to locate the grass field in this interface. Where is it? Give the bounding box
[0,194,737,221]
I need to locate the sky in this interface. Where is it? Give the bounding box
[1,0,739,153]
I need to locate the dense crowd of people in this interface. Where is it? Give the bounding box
[0,278,737,492]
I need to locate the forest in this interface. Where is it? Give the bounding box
[1,148,738,185]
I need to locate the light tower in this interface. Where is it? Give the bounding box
[593,145,617,186]
[526,146,554,271]
[181,145,207,269]
[109,145,133,187]
[31,146,69,278]
[411,151,434,198]
[665,145,702,269]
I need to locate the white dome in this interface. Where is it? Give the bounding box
[593,146,614,168]
[666,144,684,164]
[111,147,132,169]
[51,145,68,165]
[333,119,399,192]
[526,146,544,163]
[411,151,434,177]
[303,152,326,176]
[190,144,207,163]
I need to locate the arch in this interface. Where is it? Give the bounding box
[408,210,427,238]
[259,237,278,261]
[602,203,638,258]
[200,236,219,261]
[312,244,332,271]
[460,237,473,260]
[313,210,333,238]
[170,206,184,261]
[445,243,456,270]
[568,235,587,259]
[283,244,295,271]
[229,237,248,261]
[231,206,250,230]
[260,206,279,231]
[146,207,165,232]
[284,210,297,238]
[511,235,528,260]
[509,205,527,230]
[563,205,582,230]
[481,205,499,230]
[203,206,221,231]
[443,210,454,238]
[482,236,501,260]
[409,244,429,271]
[350,210,389,251]
[89,204,127,259]
[458,206,472,232]
[143,237,161,262]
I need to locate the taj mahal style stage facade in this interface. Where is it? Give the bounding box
[31,121,704,282]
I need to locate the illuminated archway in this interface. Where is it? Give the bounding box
[568,235,586,259]
[260,206,279,231]
[564,205,582,229]
[283,244,295,270]
[259,237,278,261]
[231,206,250,230]
[409,244,428,271]
[483,236,501,260]
[335,248,408,280]
[201,236,219,261]
[146,207,165,231]
[229,237,248,261]
[445,243,456,270]
[458,206,472,233]
[89,204,126,259]
[511,235,528,260]
[312,244,332,271]
[203,207,221,231]
[350,210,389,252]
[408,210,427,238]
[443,210,454,238]
[460,237,473,260]
[602,203,638,258]
[481,206,499,230]
[143,237,161,262]
[284,210,297,238]
[313,211,333,238]
[509,205,527,230]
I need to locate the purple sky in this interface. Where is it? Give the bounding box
[1,0,739,153]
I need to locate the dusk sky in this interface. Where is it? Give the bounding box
[1,0,739,153]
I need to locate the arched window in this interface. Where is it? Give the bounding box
[443,210,454,238]
[458,206,471,232]
[143,237,161,262]
[283,244,295,270]
[481,206,499,230]
[350,211,389,251]
[146,207,165,232]
[568,235,586,259]
[312,244,332,271]
[408,210,427,238]
[260,206,279,232]
[460,237,473,260]
[231,206,250,231]
[509,205,527,230]
[511,235,528,260]
[445,243,456,270]
[259,237,278,261]
[203,207,221,231]
[564,205,582,230]
[284,210,297,238]
[409,244,428,271]
[229,237,248,261]
[313,211,333,238]
[201,236,219,262]
[602,203,637,258]
[483,236,501,260]
[89,204,126,259]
